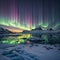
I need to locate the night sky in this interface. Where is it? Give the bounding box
[0,0,60,30]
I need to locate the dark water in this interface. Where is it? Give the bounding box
[0,33,60,44]
[32,34,60,44]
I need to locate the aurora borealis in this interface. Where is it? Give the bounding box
[0,0,60,30]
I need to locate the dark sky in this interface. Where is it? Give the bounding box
[0,0,60,30]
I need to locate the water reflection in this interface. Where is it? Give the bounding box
[0,34,32,44]
[0,33,60,44]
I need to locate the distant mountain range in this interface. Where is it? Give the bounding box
[0,24,23,33]
[22,26,60,35]
[0,24,60,34]
[0,27,12,34]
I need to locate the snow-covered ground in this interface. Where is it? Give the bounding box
[0,44,60,60]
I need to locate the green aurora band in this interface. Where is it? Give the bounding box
[0,0,60,30]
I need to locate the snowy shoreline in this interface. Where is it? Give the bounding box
[0,44,60,60]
